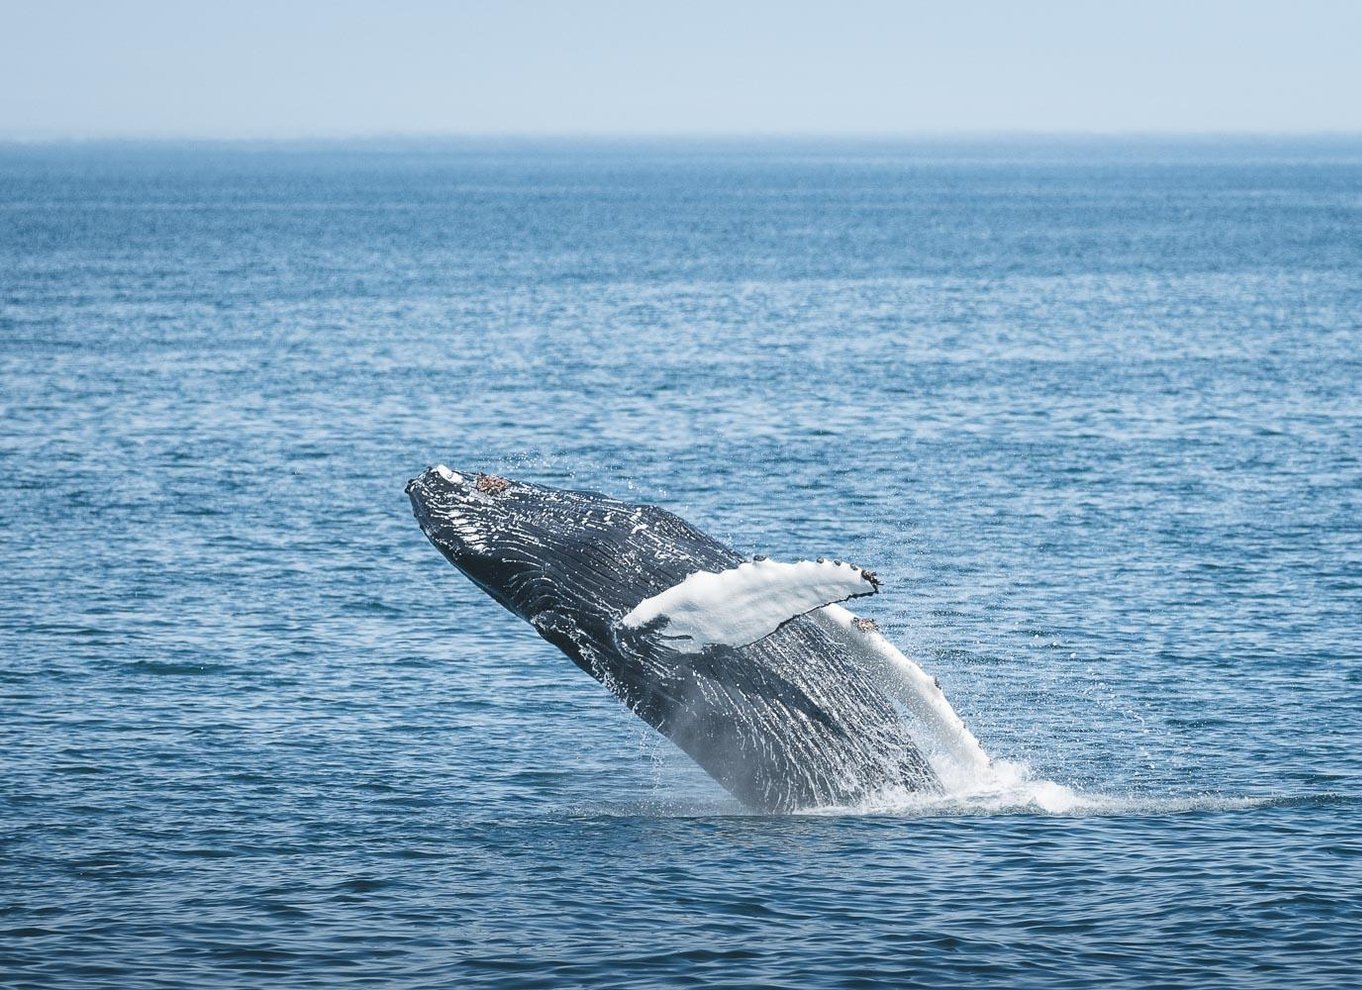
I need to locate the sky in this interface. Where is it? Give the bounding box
[2,0,1360,139]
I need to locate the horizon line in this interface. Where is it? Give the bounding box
[5,129,1362,148]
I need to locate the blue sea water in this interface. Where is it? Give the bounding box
[2,138,1360,987]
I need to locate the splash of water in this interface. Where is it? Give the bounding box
[810,605,1284,818]
[804,759,1284,818]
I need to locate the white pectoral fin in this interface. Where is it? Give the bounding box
[620,558,880,653]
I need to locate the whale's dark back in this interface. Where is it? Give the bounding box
[409,468,937,810]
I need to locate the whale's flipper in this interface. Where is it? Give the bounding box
[620,558,879,653]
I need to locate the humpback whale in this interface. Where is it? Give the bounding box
[406,466,989,812]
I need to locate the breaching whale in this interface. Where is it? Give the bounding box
[406,466,990,812]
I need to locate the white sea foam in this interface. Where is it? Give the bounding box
[801,758,1280,818]
[823,759,1097,816]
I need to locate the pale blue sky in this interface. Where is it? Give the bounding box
[3,0,1359,139]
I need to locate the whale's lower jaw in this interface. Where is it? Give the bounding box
[407,468,939,812]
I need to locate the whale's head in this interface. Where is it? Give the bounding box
[407,465,573,622]
[406,466,738,640]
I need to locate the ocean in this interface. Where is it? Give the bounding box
[2,138,1360,987]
